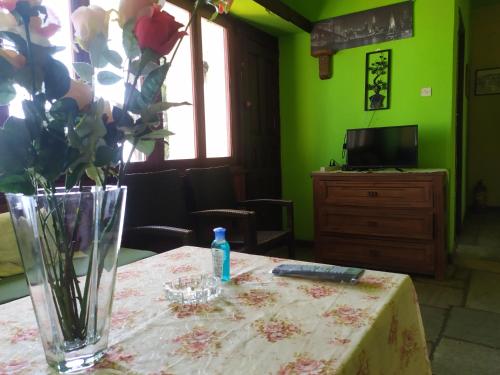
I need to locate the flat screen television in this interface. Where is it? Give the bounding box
[346,125,418,169]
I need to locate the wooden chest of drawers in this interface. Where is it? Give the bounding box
[312,171,447,279]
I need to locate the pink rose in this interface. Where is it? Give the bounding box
[71,5,109,51]
[0,48,26,70]
[134,5,186,56]
[118,0,156,27]
[63,80,93,110]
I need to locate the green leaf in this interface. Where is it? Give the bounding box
[22,100,43,140]
[0,117,33,174]
[89,33,108,69]
[94,145,115,167]
[112,107,134,128]
[13,65,44,94]
[97,71,122,85]
[0,81,16,106]
[85,166,104,185]
[140,128,174,140]
[65,163,86,190]
[0,56,15,80]
[125,83,147,114]
[122,20,140,59]
[0,173,35,195]
[34,128,68,182]
[141,101,191,122]
[135,140,156,156]
[141,63,169,104]
[149,101,191,114]
[73,62,94,83]
[50,98,79,123]
[104,49,123,69]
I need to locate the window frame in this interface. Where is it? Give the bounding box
[84,0,238,173]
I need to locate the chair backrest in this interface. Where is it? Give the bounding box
[123,169,189,228]
[184,166,237,211]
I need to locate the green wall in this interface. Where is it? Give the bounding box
[279,0,469,249]
[467,3,500,207]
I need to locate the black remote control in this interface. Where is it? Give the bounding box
[272,264,365,284]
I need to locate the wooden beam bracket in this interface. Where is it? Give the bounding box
[311,49,337,80]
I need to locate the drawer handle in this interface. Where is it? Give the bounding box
[368,191,378,197]
[369,249,380,257]
[367,221,379,227]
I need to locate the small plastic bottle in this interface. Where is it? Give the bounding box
[211,227,230,282]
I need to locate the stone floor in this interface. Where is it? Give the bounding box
[269,226,500,374]
[427,209,500,374]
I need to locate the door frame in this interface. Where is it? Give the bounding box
[455,12,466,236]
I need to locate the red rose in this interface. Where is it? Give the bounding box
[134,5,187,56]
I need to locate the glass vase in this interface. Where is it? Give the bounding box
[6,186,127,373]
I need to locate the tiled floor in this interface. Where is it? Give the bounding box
[427,210,500,374]
[269,221,500,375]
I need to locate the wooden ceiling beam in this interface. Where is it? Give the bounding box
[252,0,313,33]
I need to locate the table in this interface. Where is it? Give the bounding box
[0,246,431,374]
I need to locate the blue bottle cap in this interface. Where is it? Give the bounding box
[213,227,226,240]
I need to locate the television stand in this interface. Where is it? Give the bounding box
[311,169,447,279]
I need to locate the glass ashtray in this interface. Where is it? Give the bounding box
[164,274,221,305]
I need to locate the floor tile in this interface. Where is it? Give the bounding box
[457,244,500,261]
[452,267,471,281]
[444,307,500,349]
[432,338,500,375]
[413,274,465,289]
[414,282,463,309]
[420,305,446,342]
[466,270,500,313]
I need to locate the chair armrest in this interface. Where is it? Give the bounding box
[191,209,255,218]
[239,199,293,208]
[190,209,257,252]
[124,225,195,245]
[239,199,294,232]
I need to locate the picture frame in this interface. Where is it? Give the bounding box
[365,49,392,111]
[475,67,500,96]
[311,1,413,53]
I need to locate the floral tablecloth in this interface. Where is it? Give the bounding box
[0,246,431,374]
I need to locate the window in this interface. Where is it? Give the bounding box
[162,3,196,161]
[88,0,232,164]
[202,18,231,158]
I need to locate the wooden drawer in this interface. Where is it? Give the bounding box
[319,181,433,208]
[316,236,435,274]
[318,208,434,240]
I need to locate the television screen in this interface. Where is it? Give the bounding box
[346,125,418,169]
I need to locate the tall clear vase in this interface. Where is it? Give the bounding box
[6,186,127,373]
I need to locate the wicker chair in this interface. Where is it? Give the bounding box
[185,166,294,258]
[122,169,195,253]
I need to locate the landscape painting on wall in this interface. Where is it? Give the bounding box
[311,1,413,53]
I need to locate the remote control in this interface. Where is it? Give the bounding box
[272,264,365,284]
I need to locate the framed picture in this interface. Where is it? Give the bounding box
[365,49,391,111]
[475,68,500,96]
[312,1,413,53]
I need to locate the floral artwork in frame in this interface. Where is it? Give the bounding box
[365,49,391,111]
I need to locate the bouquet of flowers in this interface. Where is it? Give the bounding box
[0,0,233,371]
[0,0,231,193]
